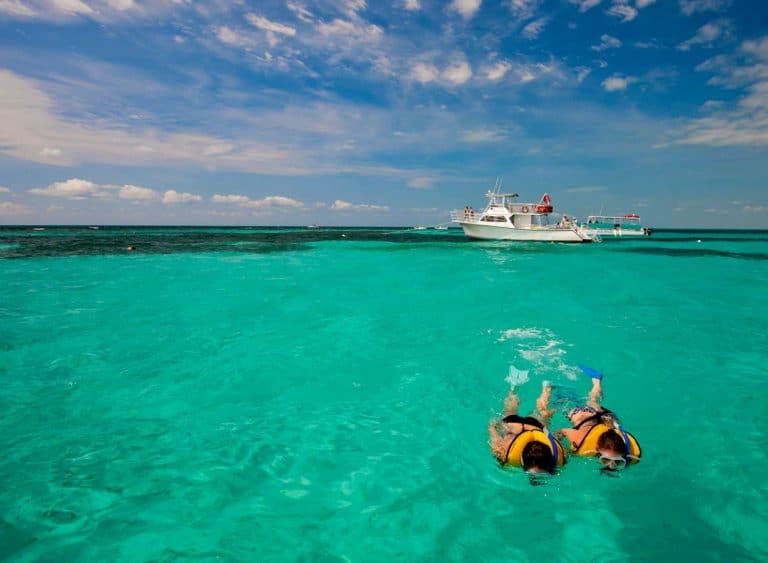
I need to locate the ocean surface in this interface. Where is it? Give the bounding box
[1,226,767,562]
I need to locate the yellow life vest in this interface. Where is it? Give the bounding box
[504,429,568,468]
[572,423,641,464]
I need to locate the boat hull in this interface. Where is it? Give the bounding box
[583,228,650,238]
[459,222,591,242]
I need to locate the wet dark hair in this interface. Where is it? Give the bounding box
[597,430,627,456]
[521,442,555,474]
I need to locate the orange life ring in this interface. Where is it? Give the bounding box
[521,205,529,213]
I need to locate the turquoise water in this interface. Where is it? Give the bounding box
[2,227,767,562]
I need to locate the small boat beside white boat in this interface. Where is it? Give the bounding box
[450,182,594,243]
[582,214,651,237]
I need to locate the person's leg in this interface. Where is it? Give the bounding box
[503,388,520,416]
[587,377,603,410]
[535,381,556,425]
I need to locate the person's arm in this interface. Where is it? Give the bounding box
[488,421,508,462]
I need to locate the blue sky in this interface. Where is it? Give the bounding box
[0,0,766,227]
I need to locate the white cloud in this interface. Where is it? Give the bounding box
[246,13,297,48]
[679,0,731,16]
[592,34,622,52]
[0,186,10,193]
[410,62,440,84]
[634,39,660,49]
[607,1,637,22]
[576,67,591,83]
[404,0,420,10]
[216,26,253,49]
[212,194,250,205]
[602,75,636,91]
[0,0,36,16]
[0,201,29,215]
[287,2,314,23]
[246,14,296,36]
[522,17,549,40]
[450,0,481,19]
[0,69,325,176]
[743,205,768,213]
[677,20,731,51]
[701,100,724,110]
[443,60,472,85]
[485,61,511,81]
[509,0,542,19]
[407,177,433,189]
[51,0,93,15]
[570,0,602,13]
[29,178,110,199]
[462,129,504,142]
[636,0,655,6]
[564,186,605,193]
[244,196,303,209]
[212,193,304,209]
[40,147,62,158]
[106,0,134,11]
[316,18,383,40]
[119,184,158,200]
[659,36,768,147]
[162,190,202,204]
[331,200,389,211]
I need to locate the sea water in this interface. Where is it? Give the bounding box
[1,227,767,562]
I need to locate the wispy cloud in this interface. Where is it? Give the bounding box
[679,0,732,16]
[28,178,203,204]
[331,200,389,211]
[0,186,11,193]
[450,0,482,19]
[0,201,29,215]
[407,177,433,189]
[485,61,511,81]
[213,193,304,209]
[659,36,768,147]
[29,178,111,199]
[607,1,637,22]
[443,59,473,85]
[602,75,636,91]
[163,190,202,204]
[462,129,505,142]
[569,0,602,13]
[564,186,605,193]
[677,19,732,51]
[522,17,549,40]
[592,34,622,52]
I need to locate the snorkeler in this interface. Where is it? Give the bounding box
[488,381,568,475]
[557,368,641,471]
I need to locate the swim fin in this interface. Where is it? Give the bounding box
[578,364,603,380]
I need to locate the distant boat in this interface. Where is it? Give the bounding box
[88,226,100,230]
[434,225,449,230]
[582,214,652,237]
[450,180,594,243]
[413,226,428,231]
[32,227,45,231]
[307,224,320,229]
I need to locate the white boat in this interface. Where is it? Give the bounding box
[583,214,651,237]
[450,182,594,243]
[413,225,428,230]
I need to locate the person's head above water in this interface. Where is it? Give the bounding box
[521,441,556,474]
[596,430,628,471]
